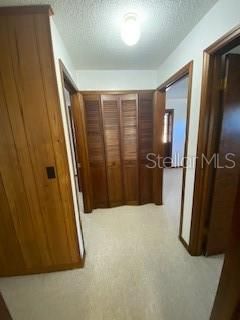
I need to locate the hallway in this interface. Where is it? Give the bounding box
[0,169,223,320]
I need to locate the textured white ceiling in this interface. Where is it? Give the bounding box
[0,0,218,69]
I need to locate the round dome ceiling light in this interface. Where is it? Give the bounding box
[121,13,141,46]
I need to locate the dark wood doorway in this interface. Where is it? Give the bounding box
[205,53,240,255]
[157,61,193,251]
[67,103,82,192]
[59,60,92,214]
[190,26,240,257]
[185,25,240,320]
[210,176,240,320]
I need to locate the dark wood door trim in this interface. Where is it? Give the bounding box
[59,60,92,214]
[71,93,93,213]
[156,61,193,252]
[210,177,240,320]
[59,59,78,93]
[157,62,192,91]
[205,54,240,255]
[81,90,154,95]
[153,90,165,205]
[0,293,12,320]
[0,5,53,16]
[190,25,240,256]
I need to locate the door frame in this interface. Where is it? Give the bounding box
[190,24,240,256]
[164,108,174,167]
[59,59,92,213]
[156,61,193,252]
[210,177,240,320]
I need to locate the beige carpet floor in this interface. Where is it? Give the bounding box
[0,169,223,320]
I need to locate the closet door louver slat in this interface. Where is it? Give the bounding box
[84,95,108,208]
[120,94,139,204]
[101,95,124,207]
[138,93,154,204]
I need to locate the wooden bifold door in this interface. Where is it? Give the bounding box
[83,91,163,209]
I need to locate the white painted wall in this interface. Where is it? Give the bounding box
[77,69,156,90]
[166,77,188,167]
[50,18,84,258]
[156,0,240,244]
[50,19,77,84]
[166,98,188,167]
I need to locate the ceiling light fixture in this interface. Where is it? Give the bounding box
[121,13,141,46]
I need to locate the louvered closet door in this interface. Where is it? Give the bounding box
[101,95,124,207]
[138,93,154,204]
[120,94,139,204]
[84,95,108,208]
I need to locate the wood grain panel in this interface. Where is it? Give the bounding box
[153,91,165,205]
[206,54,240,255]
[0,173,25,275]
[210,178,240,320]
[0,69,43,269]
[101,95,123,207]
[89,165,108,208]
[107,165,124,206]
[7,14,72,264]
[0,16,51,271]
[35,13,80,262]
[84,95,108,208]
[138,93,154,204]
[120,94,139,204]
[0,9,82,275]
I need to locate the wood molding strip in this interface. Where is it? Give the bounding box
[157,61,192,91]
[0,5,53,16]
[81,90,154,95]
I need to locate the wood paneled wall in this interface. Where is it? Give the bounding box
[83,91,158,209]
[0,6,82,276]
